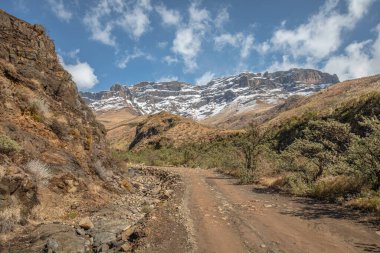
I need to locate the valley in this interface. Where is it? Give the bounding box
[0,3,380,253]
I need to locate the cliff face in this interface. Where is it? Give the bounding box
[0,10,111,233]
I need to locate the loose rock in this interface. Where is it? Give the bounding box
[79,217,94,230]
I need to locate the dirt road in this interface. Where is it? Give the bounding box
[137,167,380,253]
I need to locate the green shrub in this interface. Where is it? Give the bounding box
[282,173,312,196]
[348,117,380,190]
[0,135,21,154]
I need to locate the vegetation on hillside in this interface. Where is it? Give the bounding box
[114,91,380,212]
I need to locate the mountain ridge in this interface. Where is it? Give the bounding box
[80,68,339,120]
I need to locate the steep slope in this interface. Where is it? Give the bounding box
[80,69,339,120]
[0,9,114,239]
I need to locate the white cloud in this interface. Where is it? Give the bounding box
[240,35,254,58]
[117,48,153,69]
[157,76,179,82]
[188,2,210,31]
[118,0,152,40]
[214,33,243,49]
[271,0,375,60]
[172,28,201,71]
[162,55,179,65]
[59,56,99,90]
[215,7,229,29]
[323,24,380,81]
[47,0,73,22]
[266,55,315,73]
[83,0,152,46]
[170,1,212,71]
[83,0,116,46]
[195,71,215,86]
[67,48,80,59]
[155,4,181,27]
[214,33,254,58]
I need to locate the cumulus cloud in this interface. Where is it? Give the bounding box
[323,24,380,80]
[271,0,374,61]
[214,33,255,58]
[83,0,116,46]
[195,71,215,86]
[117,48,153,69]
[47,0,73,22]
[171,2,211,71]
[118,0,152,40]
[83,0,152,46]
[155,4,181,27]
[59,56,99,90]
[157,76,179,82]
[214,33,243,49]
[172,28,202,70]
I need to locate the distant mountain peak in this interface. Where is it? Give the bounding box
[80,68,339,119]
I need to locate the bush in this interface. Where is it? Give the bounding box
[348,117,380,190]
[28,98,49,122]
[348,197,380,213]
[311,176,363,200]
[282,173,312,195]
[0,135,21,154]
[26,160,51,184]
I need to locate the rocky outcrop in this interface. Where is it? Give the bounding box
[0,9,112,241]
[80,69,340,119]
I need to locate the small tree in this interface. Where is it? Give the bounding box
[349,117,380,190]
[234,122,263,183]
[282,119,352,182]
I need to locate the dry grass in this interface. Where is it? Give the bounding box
[0,205,21,233]
[312,176,362,200]
[26,160,51,184]
[347,197,380,213]
[0,164,5,179]
[259,176,285,188]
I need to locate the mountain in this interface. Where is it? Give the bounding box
[80,69,339,120]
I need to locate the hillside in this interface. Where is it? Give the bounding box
[0,10,180,252]
[263,74,380,128]
[126,112,240,151]
[81,69,339,121]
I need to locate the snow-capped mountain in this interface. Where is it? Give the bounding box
[80,68,339,120]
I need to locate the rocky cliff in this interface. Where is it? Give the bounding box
[81,69,339,120]
[0,9,114,240]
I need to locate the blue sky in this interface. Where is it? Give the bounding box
[1,0,380,91]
